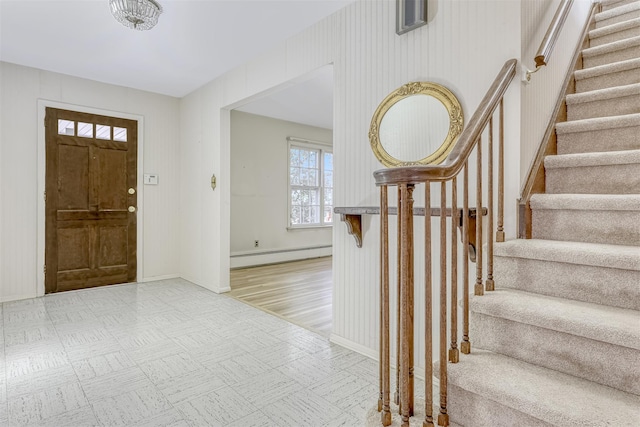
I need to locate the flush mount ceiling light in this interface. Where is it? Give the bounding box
[109,0,163,31]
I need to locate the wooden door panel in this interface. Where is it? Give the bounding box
[99,226,128,267]
[58,145,89,210]
[57,266,128,290]
[57,227,90,271]
[46,108,137,293]
[98,148,127,211]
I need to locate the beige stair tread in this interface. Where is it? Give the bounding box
[574,57,640,80]
[445,350,640,426]
[544,149,640,168]
[590,16,640,39]
[494,239,640,271]
[470,289,640,349]
[595,1,640,23]
[555,113,640,134]
[565,82,640,105]
[581,35,640,60]
[530,193,640,211]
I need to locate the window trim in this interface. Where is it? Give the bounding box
[287,137,333,229]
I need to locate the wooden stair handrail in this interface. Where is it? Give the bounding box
[535,0,575,67]
[373,59,517,186]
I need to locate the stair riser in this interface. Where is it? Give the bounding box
[567,94,640,120]
[575,68,640,92]
[546,163,640,194]
[583,44,640,68]
[590,25,640,46]
[531,208,640,246]
[556,125,640,154]
[597,9,640,28]
[494,256,640,310]
[447,385,552,427]
[470,313,640,395]
[602,0,640,12]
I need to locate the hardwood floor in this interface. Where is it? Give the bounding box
[229,257,332,336]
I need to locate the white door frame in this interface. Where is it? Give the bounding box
[36,99,145,296]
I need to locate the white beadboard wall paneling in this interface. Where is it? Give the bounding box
[0,62,3,302]
[178,0,521,363]
[331,0,521,359]
[178,90,204,287]
[0,61,180,302]
[520,0,592,185]
[0,63,40,301]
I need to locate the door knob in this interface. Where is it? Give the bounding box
[128,206,136,213]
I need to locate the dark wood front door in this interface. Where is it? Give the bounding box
[45,108,137,293]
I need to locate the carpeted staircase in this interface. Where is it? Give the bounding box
[445,1,640,425]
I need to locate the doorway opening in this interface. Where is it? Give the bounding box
[227,65,334,336]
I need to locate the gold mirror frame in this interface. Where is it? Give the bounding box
[369,82,464,167]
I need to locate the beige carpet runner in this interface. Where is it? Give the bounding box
[444,0,640,424]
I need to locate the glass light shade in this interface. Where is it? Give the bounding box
[109,0,162,31]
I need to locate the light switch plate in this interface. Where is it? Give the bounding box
[144,174,159,185]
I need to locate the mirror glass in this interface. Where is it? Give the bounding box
[369,82,463,167]
[378,95,449,162]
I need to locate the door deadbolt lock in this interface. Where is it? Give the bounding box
[128,206,136,213]
[211,174,217,191]
[128,188,135,195]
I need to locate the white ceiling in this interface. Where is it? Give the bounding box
[0,0,352,99]
[235,64,333,129]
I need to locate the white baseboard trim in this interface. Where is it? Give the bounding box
[330,333,378,359]
[329,333,439,387]
[178,275,230,295]
[1,293,38,303]
[140,274,180,283]
[230,246,332,268]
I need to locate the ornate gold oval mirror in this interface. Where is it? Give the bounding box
[369,82,463,167]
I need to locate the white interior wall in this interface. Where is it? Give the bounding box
[520,0,593,185]
[0,61,180,302]
[230,111,332,268]
[179,0,522,368]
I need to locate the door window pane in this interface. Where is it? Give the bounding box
[58,120,75,136]
[113,127,127,142]
[77,122,93,138]
[96,125,111,140]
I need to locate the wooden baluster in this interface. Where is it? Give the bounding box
[408,185,415,418]
[475,138,484,296]
[423,183,434,427]
[486,119,495,292]
[399,183,415,427]
[449,178,459,363]
[438,182,449,427]
[380,185,392,426]
[396,188,402,409]
[461,164,471,354]
[497,99,505,242]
